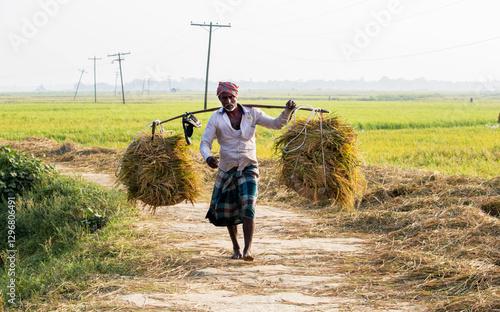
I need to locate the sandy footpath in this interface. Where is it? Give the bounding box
[57,166,422,312]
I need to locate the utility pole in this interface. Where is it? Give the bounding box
[191,22,231,109]
[88,56,101,103]
[74,69,86,101]
[108,52,131,104]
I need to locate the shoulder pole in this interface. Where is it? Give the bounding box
[151,104,330,140]
[157,104,330,125]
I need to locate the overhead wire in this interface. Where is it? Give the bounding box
[234,35,500,63]
[237,0,470,38]
[231,0,492,63]
[234,0,302,19]
[237,0,372,30]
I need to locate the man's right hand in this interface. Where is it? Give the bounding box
[206,156,219,169]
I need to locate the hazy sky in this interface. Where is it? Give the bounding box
[1,0,498,89]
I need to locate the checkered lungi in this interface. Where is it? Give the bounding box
[206,165,259,227]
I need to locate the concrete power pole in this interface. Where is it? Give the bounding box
[191,22,231,110]
[88,56,102,103]
[108,52,131,104]
[74,69,87,101]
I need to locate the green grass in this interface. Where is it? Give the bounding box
[0,92,499,178]
[359,126,500,178]
[0,172,138,309]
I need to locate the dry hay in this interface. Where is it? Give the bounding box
[482,197,500,217]
[51,142,80,155]
[116,133,200,212]
[274,113,365,209]
[322,166,500,311]
[0,137,121,174]
[258,163,500,310]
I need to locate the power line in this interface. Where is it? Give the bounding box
[88,56,102,103]
[234,35,500,63]
[239,0,469,38]
[191,22,231,110]
[354,36,500,62]
[139,24,192,56]
[233,0,301,20]
[240,0,371,30]
[108,52,131,104]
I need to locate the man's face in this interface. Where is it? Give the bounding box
[218,92,238,112]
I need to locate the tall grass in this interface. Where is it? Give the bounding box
[0,172,137,308]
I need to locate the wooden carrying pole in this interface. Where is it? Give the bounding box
[158,104,330,125]
[151,104,330,138]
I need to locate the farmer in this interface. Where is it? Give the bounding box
[200,81,296,261]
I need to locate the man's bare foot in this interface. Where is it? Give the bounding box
[243,252,254,262]
[231,250,242,259]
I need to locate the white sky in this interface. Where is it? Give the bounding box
[0,0,499,89]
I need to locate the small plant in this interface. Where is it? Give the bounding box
[0,145,54,197]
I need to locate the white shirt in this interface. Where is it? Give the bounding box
[200,104,293,172]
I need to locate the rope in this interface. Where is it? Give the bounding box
[281,105,328,189]
[114,120,171,177]
[115,121,156,177]
[282,105,319,154]
[319,113,327,187]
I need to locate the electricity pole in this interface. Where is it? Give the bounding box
[88,56,101,103]
[74,69,86,101]
[191,22,231,109]
[108,52,131,104]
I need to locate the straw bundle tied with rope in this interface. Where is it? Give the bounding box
[116,122,200,212]
[274,106,365,209]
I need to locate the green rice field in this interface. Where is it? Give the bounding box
[0,91,499,178]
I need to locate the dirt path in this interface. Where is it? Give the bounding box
[57,166,422,311]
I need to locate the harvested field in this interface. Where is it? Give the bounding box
[259,164,500,311]
[1,137,499,311]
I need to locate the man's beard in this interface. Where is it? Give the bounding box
[224,103,236,112]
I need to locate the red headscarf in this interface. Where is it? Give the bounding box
[216,81,239,97]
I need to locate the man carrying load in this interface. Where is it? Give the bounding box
[200,81,296,261]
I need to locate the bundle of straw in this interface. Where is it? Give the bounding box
[117,133,200,212]
[274,113,364,209]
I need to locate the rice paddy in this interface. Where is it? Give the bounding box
[0,91,498,178]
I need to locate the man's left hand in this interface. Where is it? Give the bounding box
[286,99,296,110]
